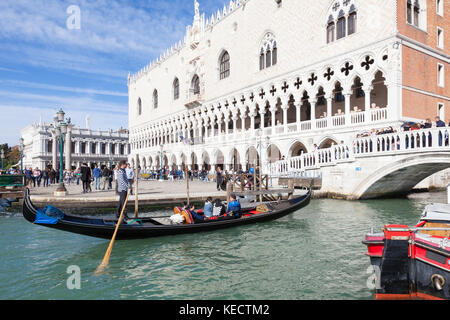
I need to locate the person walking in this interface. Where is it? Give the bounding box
[80,163,92,194]
[101,165,110,191]
[42,167,49,187]
[116,160,130,221]
[93,164,102,191]
[216,167,223,191]
[25,168,33,187]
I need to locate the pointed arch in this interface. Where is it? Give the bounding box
[219,50,230,80]
[153,89,158,109]
[173,77,180,100]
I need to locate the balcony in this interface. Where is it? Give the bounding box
[185,89,204,108]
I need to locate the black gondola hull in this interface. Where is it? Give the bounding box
[23,189,311,240]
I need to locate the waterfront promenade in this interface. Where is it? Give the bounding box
[29,180,225,208]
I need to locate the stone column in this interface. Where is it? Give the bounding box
[260,111,266,130]
[52,133,57,170]
[270,107,276,129]
[65,129,72,170]
[326,95,333,127]
[225,116,230,136]
[364,85,373,124]
[250,112,256,134]
[310,99,317,130]
[232,114,238,137]
[296,102,301,131]
[344,91,351,125]
[282,105,288,133]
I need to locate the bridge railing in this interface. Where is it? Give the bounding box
[267,144,354,175]
[267,127,450,176]
[353,127,450,156]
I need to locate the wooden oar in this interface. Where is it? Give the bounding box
[94,190,130,275]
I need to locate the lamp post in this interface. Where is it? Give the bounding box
[53,108,70,197]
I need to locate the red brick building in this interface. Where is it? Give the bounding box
[398,0,449,121]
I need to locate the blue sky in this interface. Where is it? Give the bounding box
[0,0,223,146]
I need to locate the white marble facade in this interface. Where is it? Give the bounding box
[128,0,406,172]
[21,118,130,171]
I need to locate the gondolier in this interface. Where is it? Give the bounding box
[117,160,130,220]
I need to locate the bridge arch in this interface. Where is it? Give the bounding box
[353,153,450,199]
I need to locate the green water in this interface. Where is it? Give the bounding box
[0,192,445,300]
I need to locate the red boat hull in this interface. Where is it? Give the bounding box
[363,225,450,300]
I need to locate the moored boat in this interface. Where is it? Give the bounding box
[363,204,450,300]
[23,188,311,240]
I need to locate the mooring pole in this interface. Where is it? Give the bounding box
[134,155,139,218]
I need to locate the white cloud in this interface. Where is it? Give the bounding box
[0,79,127,97]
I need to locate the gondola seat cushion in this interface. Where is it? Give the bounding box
[44,206,65,219]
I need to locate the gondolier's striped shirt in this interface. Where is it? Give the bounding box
[117,168,130,192]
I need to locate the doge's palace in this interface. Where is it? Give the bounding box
[128,0,449,174]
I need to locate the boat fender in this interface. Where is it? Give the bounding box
[431,274,445,291]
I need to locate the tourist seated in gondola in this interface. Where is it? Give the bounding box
[213,199,226,216]
[188,205,205,223]
[203,197,213,218]
[227,194,242,218]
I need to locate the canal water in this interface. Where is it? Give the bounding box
[0,192,445,300]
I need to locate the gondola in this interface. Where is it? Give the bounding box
[23,188,311,240]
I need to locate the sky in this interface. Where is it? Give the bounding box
[0,0,223,146]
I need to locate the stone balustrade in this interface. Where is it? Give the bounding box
[268,127,450,176]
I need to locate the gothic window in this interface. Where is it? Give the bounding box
[266,46,272,68]
[327,21,335,43]
[137,98,142,116]
[259,48,265,70]
[348,7,357,35]
[219,51,230,80]
[192,75,200,95]
[272,42,277,65]
[259,32,277,71]
[413,1,420,27]
[407,0,412,24]
[327,3,357,43]
[173,78,179,100]
[336,10,346,40]
[153,89,158,109]
[407,0,421,26]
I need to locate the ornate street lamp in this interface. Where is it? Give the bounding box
[53,109,70,197]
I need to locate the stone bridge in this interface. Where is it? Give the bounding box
[268,128,450,200]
